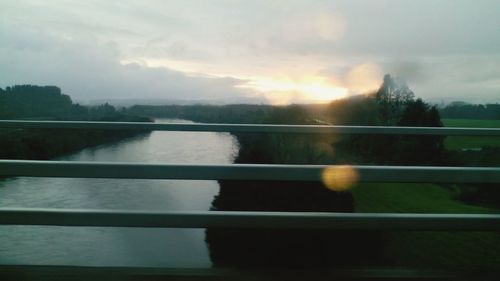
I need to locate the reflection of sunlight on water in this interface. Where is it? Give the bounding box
[321,165,358,191]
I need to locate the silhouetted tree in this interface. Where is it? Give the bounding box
[376,74,415,125]
[395,99,446,164]
[0,85,72,118]
[329,75,447,165]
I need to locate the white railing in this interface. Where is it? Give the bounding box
[1,120,499,279]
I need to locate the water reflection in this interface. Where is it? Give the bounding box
[0,119,238,267]
[206,179,383,268]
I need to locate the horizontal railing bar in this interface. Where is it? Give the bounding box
[1,160,499,183]
[0,265,471,280]
[1,120,499,136]
[1,208,499,230]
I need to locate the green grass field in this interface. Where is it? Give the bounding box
[348,118,500,268]
[442,118,500,150]
[351,183,500,269]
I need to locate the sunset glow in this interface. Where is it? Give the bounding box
[239,76,349,104]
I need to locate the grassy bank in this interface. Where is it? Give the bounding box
[351,181,500,269]
[0,126,150,160]
[352,118,500,268]
[443,119,500,150]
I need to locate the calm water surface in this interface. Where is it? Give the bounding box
[0,119,238,267]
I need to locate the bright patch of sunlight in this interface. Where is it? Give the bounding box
[239,76,349,104]
[120,58,382,105]
[322,165,358,191]
[346,63,383,94]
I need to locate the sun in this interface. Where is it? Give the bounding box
[239,76,349,104]
[297,76,349,102]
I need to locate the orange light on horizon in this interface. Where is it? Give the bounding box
[122,57,383,105]
[238,76,349,104]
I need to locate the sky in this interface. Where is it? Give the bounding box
[1,0,499,104]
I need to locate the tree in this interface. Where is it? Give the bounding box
[376,74,415,125]
[396,99,446,165]
[330,75,447,165]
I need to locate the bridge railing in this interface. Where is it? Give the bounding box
[1,120,499,279]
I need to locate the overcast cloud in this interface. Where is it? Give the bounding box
[1,0,499,103]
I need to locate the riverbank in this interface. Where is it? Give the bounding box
[1,85,153,161]
[0,118,237,267]
[0,117,152,161]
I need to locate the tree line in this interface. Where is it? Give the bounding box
[0,84,150,121]
[440,101,500,120]
[0,85,150,160]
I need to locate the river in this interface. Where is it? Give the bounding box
[0,119,239,268]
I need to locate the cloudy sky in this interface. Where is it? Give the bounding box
[1,0,499,104]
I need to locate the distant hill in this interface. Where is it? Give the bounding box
[439,101,500,120]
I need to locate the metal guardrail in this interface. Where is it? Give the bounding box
[1,160,499,183]
[1,208,500,230]
[1,120,499,279]
[0,264,473,280]
[1,120,499,229]
[2,120,500,135]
